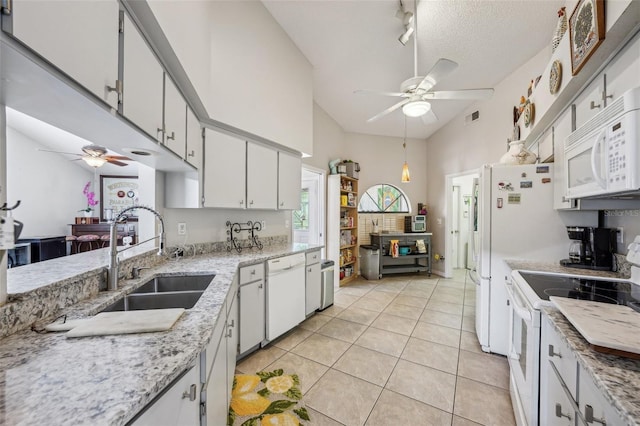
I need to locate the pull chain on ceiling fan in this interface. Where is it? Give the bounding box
[355,0,494,124]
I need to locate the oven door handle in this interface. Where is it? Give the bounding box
[505,280,532,323]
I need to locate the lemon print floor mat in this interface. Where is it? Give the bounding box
[229,369,310,426]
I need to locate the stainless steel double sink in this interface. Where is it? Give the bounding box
[102,274,215,312]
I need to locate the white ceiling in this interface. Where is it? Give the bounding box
[263,0,565,140]
[6,107,138,175]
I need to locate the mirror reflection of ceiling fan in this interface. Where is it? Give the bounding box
[39,144,133,167]
[356,0,494,124]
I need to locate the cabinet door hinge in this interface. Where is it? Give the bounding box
[200,402,206,417]
[1,0,12,15]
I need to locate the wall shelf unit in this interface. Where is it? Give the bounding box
[327,175,359,286]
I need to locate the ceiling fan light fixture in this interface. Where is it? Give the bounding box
[82,156,108,168]
[402,100,431,117]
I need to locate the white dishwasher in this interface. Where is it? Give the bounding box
[266,253,306,342]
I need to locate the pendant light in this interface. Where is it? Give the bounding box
[401,116,410,182]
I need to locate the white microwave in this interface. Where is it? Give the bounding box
[565,87,640,199]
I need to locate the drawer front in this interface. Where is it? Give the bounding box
[306,250,321,265]
[545,321,578,399]
[240,263,264,285]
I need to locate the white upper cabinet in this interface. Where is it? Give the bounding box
[203,128,246,209]
[573,73,604,130]
[163,76,187,157]
[10,0,120,109]
[604,31,640,104]
[247,143,278,210]
[186,107,202,170]
[278,152,301,210]
[122,13,164,142]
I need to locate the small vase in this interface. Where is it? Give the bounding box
[499,141,537,165]
[83,210,93,218]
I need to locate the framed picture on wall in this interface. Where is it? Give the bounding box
[100,175,139,222]
[569,0,605,76]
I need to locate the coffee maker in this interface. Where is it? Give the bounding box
[560,226,616,271]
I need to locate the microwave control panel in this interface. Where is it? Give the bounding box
[607,120,627,188]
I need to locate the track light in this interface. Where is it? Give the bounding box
[398,25,414,45]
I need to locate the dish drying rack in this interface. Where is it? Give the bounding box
[226,220,263,253]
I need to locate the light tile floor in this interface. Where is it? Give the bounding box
[236,269,516,426]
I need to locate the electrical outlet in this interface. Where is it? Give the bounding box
[261,220,266,230]
[285,219,290,228]
[178,222,187,235]
[617,227,623,244]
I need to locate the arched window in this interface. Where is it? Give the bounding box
[357,184,411,213]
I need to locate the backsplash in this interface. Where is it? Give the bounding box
[358,214,408,246]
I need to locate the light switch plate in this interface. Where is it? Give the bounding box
[178,223,187,235]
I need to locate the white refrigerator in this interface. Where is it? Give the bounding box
[470,163,594,355]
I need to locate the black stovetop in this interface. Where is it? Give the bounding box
[518,272,638,305]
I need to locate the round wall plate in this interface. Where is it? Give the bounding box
[524,102,535,127]
[549,60,562,94]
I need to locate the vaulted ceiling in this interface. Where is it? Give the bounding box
[263,0,565,139]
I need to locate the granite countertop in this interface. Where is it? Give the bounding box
[0,242,322,425]
[504,259,629,280]
[542,307,640,425]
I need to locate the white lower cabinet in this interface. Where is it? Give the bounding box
[305,250,321,316]
[239,264,265,355]
[132,363,200,426]
[540,314,624,426]
[201,278,238,426]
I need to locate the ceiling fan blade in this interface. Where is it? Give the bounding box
[105,155,132,161]
[424,88,494,100]
[107,159,129,167]
[37,148,83,156]
[416,58,459,92]
[366,99,410,122]
[355,89,409,98]
[421,109,438,125]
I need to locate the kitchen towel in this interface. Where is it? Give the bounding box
[229,368,309,426]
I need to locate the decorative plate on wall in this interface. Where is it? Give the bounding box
[524,102,535,127]
[549,60,562,94]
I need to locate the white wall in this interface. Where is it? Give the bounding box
[6,127,94,237]
[425,48,551,261]
[162,207,290,247]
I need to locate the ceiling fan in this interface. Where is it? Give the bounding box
[356,1,494,124]
[39,144,133,167]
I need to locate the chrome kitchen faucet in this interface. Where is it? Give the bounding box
[107,205,166,291]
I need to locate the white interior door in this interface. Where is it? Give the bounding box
[451,185,460,268]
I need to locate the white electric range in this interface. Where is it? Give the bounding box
[506,235,640,426]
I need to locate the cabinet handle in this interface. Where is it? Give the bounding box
[280,201,284,207]
[590,100,601,110]
[258,283,263,289]
[250,269,256,275]
[182,384,197,401]
[240,200,244,206]
[187,150,195,157]
[585,405,607,425]
[166,131,175,141]
[555,403,572,420]
[106,80,122,95]
[548,344,562,358]
[250,200,254,206]
[226,327,233,338]
[229,319,235,328]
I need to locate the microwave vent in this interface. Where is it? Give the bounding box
[565,88,637,149]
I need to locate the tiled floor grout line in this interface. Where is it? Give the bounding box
[237,272,513,425]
